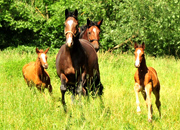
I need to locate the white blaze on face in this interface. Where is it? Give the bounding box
[67,20,73,27]
[93,27,97,34]
[41,53,46,63]
[135,49,141,67]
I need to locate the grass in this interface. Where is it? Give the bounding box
[0,46,180,129]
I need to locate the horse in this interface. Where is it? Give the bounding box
[79,18,103,52]
[134,42,161,122]
[56,9,103,107]
[22,47,52,94]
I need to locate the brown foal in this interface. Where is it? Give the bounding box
[22,48,52,94]
[134,42,161,122]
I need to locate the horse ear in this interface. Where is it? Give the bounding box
[142,42,145,49]
[36,47,40,54]
[134,43,138,49]
[44,48,49,54]
[97,19,103,27]
[74,9,78,17]
[65,9,69,19]
[87,18,91,27]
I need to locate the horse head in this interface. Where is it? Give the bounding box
[36,47,49,69]
[134,42,145,68]
[64,9,79,48]
[86,18,103,52]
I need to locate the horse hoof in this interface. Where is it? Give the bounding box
[148,119,152,123]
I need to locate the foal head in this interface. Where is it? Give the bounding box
[36,47,49,69]
[86,19,103,51]
[64,9,78,48]
[134,42,145,68]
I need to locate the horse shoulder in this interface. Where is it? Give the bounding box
[23,62,36,78]
[134,70,139,82]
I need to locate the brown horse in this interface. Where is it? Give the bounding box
[134,43,161,122]
[22,48,52,94]
[79,18,103,52]
[56,9,103,107]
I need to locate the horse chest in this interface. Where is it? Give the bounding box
[136,72,152,87]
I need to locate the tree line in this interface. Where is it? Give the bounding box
[0,0,180,57]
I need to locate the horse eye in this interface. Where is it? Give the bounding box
[88,32,91,34]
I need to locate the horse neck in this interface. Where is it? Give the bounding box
[138,57,148,73]
[66,35,82,54]
[35,58,45,75]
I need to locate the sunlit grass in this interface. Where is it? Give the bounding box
[0,47,180,129]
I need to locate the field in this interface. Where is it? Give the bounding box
[0,46,180,129]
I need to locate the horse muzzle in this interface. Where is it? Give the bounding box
[43,64,48,69]
[66,37,74,48]
[135,63,140,68]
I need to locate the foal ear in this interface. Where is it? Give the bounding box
[134,43,138,49]
[97,19,103,27]
[142,42,145,49]
[44,48,50,54]
[36,47,40,54]
[65,9,69,19]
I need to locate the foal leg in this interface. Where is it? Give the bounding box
[48,84,53,95]
[145,83,153,122]
[134,83,142,113]
[153,85,161,117]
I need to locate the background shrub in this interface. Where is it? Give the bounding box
[0,0,180,57]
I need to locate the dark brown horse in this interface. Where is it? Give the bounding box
[134,43,161,122]
[56,9,103,106]
[22,48,52,94]
[79,18,103,52]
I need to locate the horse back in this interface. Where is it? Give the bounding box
[22,62,36,81]
[79,39,99,76]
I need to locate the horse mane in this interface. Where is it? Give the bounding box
[79,25,88,38]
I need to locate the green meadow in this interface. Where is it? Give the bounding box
[0,46,180,129]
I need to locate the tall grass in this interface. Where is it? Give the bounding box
[0,46,180,129]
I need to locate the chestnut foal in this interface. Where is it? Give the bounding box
[134,43,161,122]
[22,48,52,94]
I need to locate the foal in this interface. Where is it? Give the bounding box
[22,48,52,94]
[79,18,103,52]
[134,43,161,122]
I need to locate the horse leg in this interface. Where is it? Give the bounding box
[60,74,67,108]
[153,84,161,117]
[48,84,53,95]
[76,72,86,104]
[134,83,141,113]
[145,83,153,122]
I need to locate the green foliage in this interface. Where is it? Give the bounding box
[0,0,180,56]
